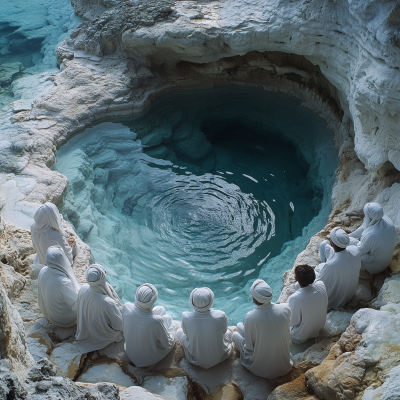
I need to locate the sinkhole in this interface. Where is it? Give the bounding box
[54,87,338,324]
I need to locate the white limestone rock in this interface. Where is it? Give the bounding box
[362,364,400,400]
[77,363,136,387]
[121,386,166,400]
[307,308,400,399]
[232,359,274,399]
[372,274,400,310]
[26,319,54,362]
[142,376,189,400]
[50,342,83,379]
[292,337,336,371]
[319,310,355,338]
[179,357,232,395]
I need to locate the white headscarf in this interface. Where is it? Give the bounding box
[329,227,350,248]
[46,246,80,290]
[250,279,273,304]
[190,287,214,312]
[362,203,384,232]
[86,264,123,307]
[360,202,394,245]
[135,283,158,310]
[33,202,66,236]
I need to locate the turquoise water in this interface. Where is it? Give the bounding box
[55,88,338,324]
[0,0,80,133]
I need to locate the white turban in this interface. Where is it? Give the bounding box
[190,287,214,312]
[329,227,350,248]
[46,246,80,290]
[33,202,66,236]
[86,264,123,307]
[135,283,158,310]
[250,279,273,304]
[363,202,384,230]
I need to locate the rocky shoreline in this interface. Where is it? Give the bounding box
[1,0,400,398]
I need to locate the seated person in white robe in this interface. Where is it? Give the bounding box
[232,279,292,379]
[38,246,81,327]
[288,264,328,344]
[122,283,176,367]
[316,227,361,310]
[176,287,233,369]
[31,202,79,266]
[348,202,396,275]
[74,264,123,353]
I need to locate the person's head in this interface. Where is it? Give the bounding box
[250,279,273,306]
[363,202,384,228]
[190,287,214,312]
[135,283,158,310]
[329,227,350,252]
[45,245,80,290]
[46,245,70,271]
[34,202,65,235]
[294,264,315,288]
[86,264,122,305]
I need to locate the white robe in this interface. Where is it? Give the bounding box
[176,309,232,369]
[74,284,123,353]
[349,216,396,274]
[316,245,361,310]
[122,303,176,367]
[38,267,79,327]
[232,303,292,379]
[31,224,79,266]
[288,281,328,344]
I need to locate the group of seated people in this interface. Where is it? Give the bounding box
[32,201,396,379]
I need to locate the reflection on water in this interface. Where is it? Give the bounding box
[55,88,337,323]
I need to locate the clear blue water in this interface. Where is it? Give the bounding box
[54,88,338,324]
[0,0,81,112]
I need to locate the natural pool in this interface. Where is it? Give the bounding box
[54,88,338,324]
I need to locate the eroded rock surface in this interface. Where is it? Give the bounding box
[1,0,400,398]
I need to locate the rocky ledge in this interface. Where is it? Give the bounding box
[1,0,400,399]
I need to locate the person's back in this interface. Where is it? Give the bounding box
[31,202,78,265]
[233,279,292,379]
[122,283,175,367]
[350,203,396,274]
[243,302,292,378]
[288,265,328,343]
[316,245,360,309]
[177,288,232,369]
[74,265,123,353]
[357,216,396,274]
[38,246,81,327]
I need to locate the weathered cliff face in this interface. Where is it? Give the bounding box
[0,0,400,398]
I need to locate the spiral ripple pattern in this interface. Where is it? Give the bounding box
[54,88,337,323]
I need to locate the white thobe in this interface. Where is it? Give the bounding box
[74,284,123,353]
[349,217,396,274]
[38,267,79,327]
[288,281,328,343]
[176,309,232,369]
[122,303,176,367]
[31,224,79,265]
[316,245,361,309]
[233,303,292,379]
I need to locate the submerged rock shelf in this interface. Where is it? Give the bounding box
[0,0,400,398]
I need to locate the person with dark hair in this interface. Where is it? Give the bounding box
[287,264,328,343]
